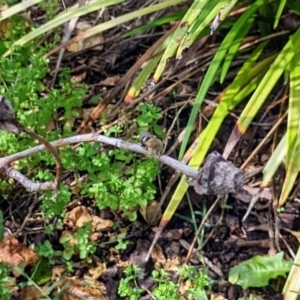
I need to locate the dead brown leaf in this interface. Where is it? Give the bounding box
[163,257,180,272]
[0,236,39,272]
[59,231,78,250]
[91,215,113,231]
[61,278,106,300]
[90,232,103,241]
[70,72,87,83]
[66,21,104,53]
[139,200,161,224]
[64,206,114,232]
[178,279,193,299]
[17,285,46,300]
[64,206,92,229]
[52,266,67,281]
[88,262,107,280]
[151,244,166,267]
[98,75,120,86]
[163,228,183,240]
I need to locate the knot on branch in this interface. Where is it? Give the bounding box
[189,151,244,196]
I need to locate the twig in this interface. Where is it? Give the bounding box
[0,166,56,191]
[0,133,199,191]
[51,0,87,87]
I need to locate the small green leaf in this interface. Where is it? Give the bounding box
[229,252,293,288]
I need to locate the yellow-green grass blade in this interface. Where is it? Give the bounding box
[126,35,172,100]
[223,26,300,158]
[0,0,43,21]
[180,0,210,25]
[279,137,300,206]
[152,0,210,83]
[286,52,300,164]
[178,0,266,160]
[262,134,286,187]
[189,42,268,168]
[146,176,189,261]
[278,52,300,205]
[126,55,161,101]
[230,74,263,109]
[231,54,277,105]
[150,42,267,254]
[283,246,300,300]
[219,0,239,21]
[182,0,238,52]
[274,0,287,28]
[177,0,224,55]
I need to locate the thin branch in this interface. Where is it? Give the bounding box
[0,133,198,179]
[0,166,56,191]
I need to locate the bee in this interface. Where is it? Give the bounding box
[139,132,164,156]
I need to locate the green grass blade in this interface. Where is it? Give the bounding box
[181,0,238,52]
[0,0,43,21]
[262,134,286,186]
[177,0,223,54]
[286,51,300,164]
[178,0,266,160]
[127,55,161,100]
[257,5,273,36]
[278,50,300,205]
[274,0,287,28]
[231,54,277,106]
[219,0,239,21]
[191,42,268,166]
[126,36,172,99]
[279,138,300,206]
[153,0,211,83]
[283,246,300,299]
[223,26,300,158]
[155,42,267,240]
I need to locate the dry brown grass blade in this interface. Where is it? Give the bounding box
[51,0,87,87]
